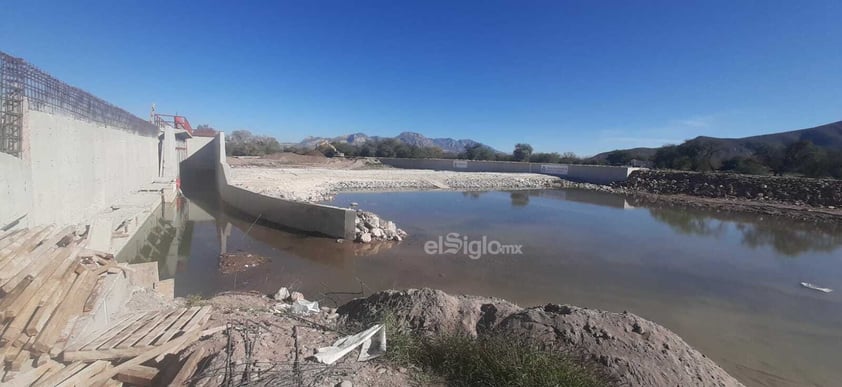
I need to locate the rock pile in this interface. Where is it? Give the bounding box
[616,170,842,208]
[354,211,407,243]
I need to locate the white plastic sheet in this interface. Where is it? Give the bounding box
[290,300,320,315]
[313,324,387,364]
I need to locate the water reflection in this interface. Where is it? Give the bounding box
[648,208,728,237]
[647,206,842,256]
[510,191,530,207]
[462,191,487,199]
[116,197,193,280]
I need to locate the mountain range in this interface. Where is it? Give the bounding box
[295,132,485,154]
[589,120,842,162]
[293,120,842,160]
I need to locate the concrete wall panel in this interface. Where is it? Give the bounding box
[25,111,159,226]
[180,136,215,172]
[378,158,640,185]
[0,152,31,229]
[211,133,356,239]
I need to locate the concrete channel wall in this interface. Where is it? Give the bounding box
[207,133,356,239]
[378,158,640,185]
[1,109,160,229]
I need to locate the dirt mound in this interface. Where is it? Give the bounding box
[337,288,520,336]
[228,152,384,170]
[497,304,743,387]
[338,288,743,387]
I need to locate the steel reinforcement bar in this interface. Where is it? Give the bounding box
[0,51,158,156]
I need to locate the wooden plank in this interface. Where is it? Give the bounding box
[115,310,178,349]
[7,359,60,386]
[115,365,158,387]
[136,308,190,347]
[200,325,226,337]
[1,246,76,321]
[35,352,49,366]
[170,345,207,385]
[33,361,86,387]
[98,312,159,350]
[1,226,73,293]
[82,274,108,313]
[9,348,30,371]
[154,307,212,363]
[33,360,66,385]
[102,378,123,387]
[56,360,109,387]
[1,249,79,346]
[0,226,53,277]
[62,344,159,362]
[180,306,212,334]
[0,227,43,263]
[88,328,202,386]
[79,312,149,351]
[24,260,79,336]
[0,229,24,251]
[31,270,94,354]
[63,312,145,353]
[2,336,29,364]
[152,306,200,345]
[0,276,34,315]
[0,337,22,362]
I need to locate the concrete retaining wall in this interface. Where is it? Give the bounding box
[180,136,215,172]
[1,109,160,229]
[210,133,356,239]
[0,153,31,229]
[378,158,640,185]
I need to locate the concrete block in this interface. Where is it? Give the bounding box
[88,217,112,253]
[128,262,159,290]
[153,279,174,300]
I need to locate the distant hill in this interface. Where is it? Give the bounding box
[296,131,486,154]
[589,121,842,163]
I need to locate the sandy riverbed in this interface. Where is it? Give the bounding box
[228,167,562,202]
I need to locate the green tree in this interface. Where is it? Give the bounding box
[460,143,497,160]
[751,143,786,175]
[605,150,634,166]
[530,152,561,163]
[512,143,533,162]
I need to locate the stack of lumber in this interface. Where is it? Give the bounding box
[0,227,213,386]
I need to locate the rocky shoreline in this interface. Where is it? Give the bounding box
[193,288,743,386]
[608,170,842,223]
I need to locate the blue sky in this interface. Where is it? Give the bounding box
[3,1,841,156]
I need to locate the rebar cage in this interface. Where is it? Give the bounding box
[0,51,158,157]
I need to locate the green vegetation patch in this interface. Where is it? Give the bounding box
[384,324,608,387]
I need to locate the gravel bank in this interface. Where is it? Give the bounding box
[616,170,842,207]
[229,167,563,202]
[610,170,842,223]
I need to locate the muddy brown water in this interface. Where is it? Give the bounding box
[122,185,842,387]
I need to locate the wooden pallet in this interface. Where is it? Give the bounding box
[0,226,213,386]
[62,306,212,362]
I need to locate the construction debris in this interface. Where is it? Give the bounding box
[218,250,269,273]
[312,324,387,365]
[0,226,211,385]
